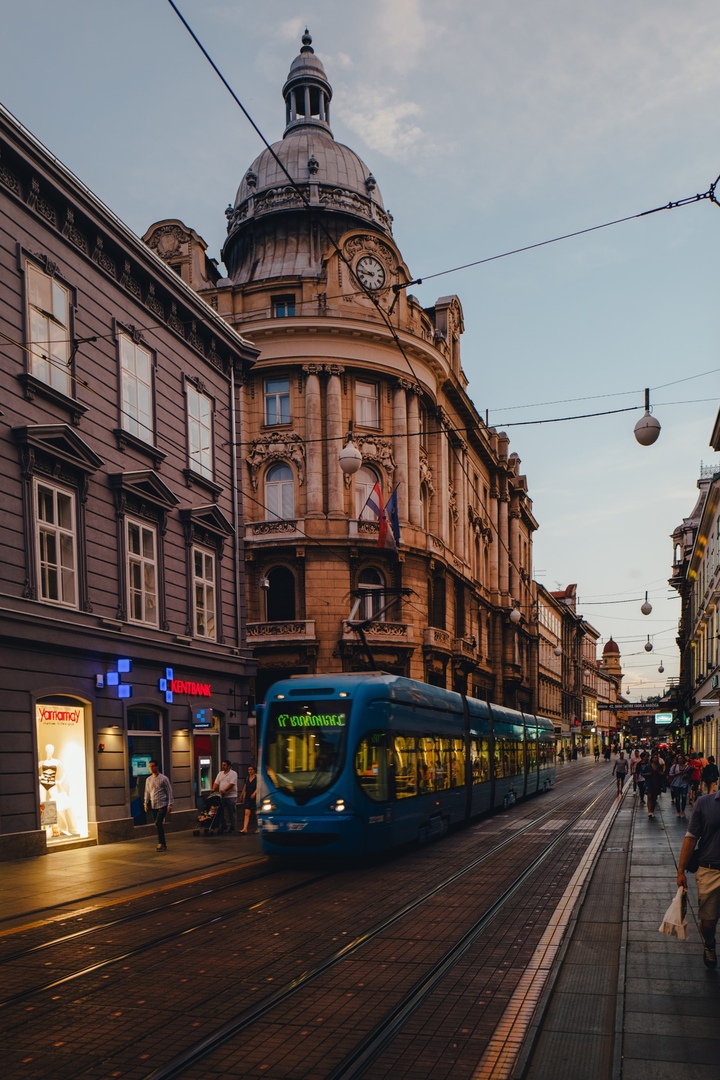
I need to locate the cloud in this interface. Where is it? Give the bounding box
[338,90,428,159]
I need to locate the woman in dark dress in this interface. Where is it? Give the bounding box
[239,766,257,834]
[645,757,663,819]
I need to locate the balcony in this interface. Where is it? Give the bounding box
[423,627,453,653]
[453,636,478,660]
[246,620,317,645]
[245,519,305,543]
[342,620,414,646]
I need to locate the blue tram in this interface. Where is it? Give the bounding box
[256,673,556,856]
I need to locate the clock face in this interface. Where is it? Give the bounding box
[355,255,386,291]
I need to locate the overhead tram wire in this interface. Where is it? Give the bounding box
[164,4,715,602]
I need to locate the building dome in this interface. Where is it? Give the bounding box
[222,32,393,282]
[603,637,620,655]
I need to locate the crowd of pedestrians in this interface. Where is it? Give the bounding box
[602,741,720,971]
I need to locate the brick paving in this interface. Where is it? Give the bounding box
[0,760,615,1080]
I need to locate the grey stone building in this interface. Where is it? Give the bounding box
[0,102,258,860]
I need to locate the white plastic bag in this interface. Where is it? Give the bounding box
[659,887,688,940]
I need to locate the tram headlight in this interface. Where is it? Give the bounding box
[260,797,277,812]
[328,798,347,812]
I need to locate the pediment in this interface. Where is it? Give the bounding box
[13,424,103,473]
[180,504,234,537]
[109,470,179,509]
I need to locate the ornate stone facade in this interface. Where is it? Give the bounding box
[144,33,539,706]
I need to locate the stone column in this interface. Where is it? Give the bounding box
[303,366,324,517]
[453,445,466,562]
[509,505,521,598]
[393,382,409,522]
[489,485,499,596]
[498,491,510,596]
[325,366,345,517]
[407,390,421,527]
[435,411,449,544]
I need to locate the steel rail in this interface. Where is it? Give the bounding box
[144,772,612,1080]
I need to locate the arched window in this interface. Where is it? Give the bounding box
[265,463,294,520]
[358,566,386,621]
[265,565,296,621]
[355,466,380,521]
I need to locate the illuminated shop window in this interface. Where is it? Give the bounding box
[186,383,214,479]
[264,376,291,425]
[192,546,216,639]
[355,380,379,427]
[26,263,71,395]
[126,518,158,626]
[265,463,294,520]
[34,479,78,608]
[119,334,154,442]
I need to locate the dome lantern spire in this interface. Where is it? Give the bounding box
[282,29,333,138]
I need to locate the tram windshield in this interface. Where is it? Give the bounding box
[264,700,349,805]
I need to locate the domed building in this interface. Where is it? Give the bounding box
[144,33,539,704]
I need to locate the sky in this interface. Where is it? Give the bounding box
[2,0,719,699]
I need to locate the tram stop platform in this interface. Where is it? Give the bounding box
[517,782,720,1080]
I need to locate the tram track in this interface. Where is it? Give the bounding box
[142,773,616,1080]
[0,768,613,1080]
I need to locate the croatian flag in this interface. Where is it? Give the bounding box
[366,483,400,551]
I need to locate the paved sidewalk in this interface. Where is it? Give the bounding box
[520,782,720,1079]
[0,828,262,926]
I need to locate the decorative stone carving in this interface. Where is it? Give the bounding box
[324,364,345,376]
[320,188,371,219]
[250,519,299,536]
[146,224,189,260]
[247,432,306,491]
[120,259,141,298]
[188,319,204,354]
[255,185,305,214]
[449,485,458,525]
[92,237,116,277]
[302,364,324,375]
[343,436,395,490]
[468,505,491,538]
[145,284,164,318]
[343,233,395,267]
[167,301,185,336]
[419,449,435,496]
[0,150,20,195]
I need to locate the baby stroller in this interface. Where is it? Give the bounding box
[193,792,228,836]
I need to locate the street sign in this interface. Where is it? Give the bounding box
[700,700,717,707]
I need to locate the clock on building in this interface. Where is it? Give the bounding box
[355,254,386,291]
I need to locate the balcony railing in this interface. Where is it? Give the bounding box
[342,620,413,645]
[246,519,305,542]
[246,619,316,644]
[423,627,453,652]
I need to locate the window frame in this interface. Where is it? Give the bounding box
[126,516,159,627]
[117,329,156,445]
[264,462,295,521]
[185,379,214,481]
[24,259,72,397]
[355,379,380,428]
[354,465,381,522]
[191,544,217,640]
[33,477,79,609]
[272,295,296,318]
[357,566,387,622]
[263,375,291,426]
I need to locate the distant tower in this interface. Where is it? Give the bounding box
[601,637,622,688]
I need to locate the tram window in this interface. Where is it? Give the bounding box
[526,739,538,771]
[435,738,451,791]
[417,737,435,793]
[355,731,389,802]
[470,738,490,783]
[393,736,417,798]
[264,701,347,804]
[450,738,465,787]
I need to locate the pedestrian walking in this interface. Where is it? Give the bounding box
[645,758,663,819]
[636,752,648,805]
[594,745,600,763]
[239,765,257,834]
[144,760,173,851]
[669,755,691,819]
[677,787,720,969]
[212,759,238,832]
[702,755,719,795]
[612,752,629,795]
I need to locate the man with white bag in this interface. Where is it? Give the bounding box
[677,786,720,969]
